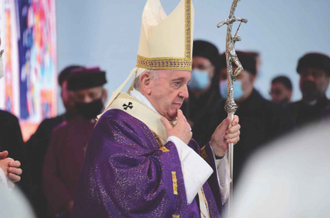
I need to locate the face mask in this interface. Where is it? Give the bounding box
[75,98,104,120]
[189,69,211,91]
[219,80,244,100]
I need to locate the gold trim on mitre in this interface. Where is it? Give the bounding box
[136,0,194,71]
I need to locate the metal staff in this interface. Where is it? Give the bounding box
[217,0,247,216]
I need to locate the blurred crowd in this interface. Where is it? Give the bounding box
[1,39,329,218]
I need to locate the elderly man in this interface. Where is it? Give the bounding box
[73,0,240,217]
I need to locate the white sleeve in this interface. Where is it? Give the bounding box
[0,168,9,188]
[209,146,231,205]
[167,136,213,204]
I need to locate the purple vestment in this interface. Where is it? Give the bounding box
[72,109,222,218]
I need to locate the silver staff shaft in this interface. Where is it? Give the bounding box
[217,1,247,217]
[227,112,234,218]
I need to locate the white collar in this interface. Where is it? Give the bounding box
[129,89,159,114]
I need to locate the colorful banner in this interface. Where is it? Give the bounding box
[17,0,57,122]
[0,0,20,116]
[0,0,57,124]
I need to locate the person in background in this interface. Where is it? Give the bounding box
[270,75,293,105]
[247,51,262,77]
[181,40,222,144]
[25,65,82,218]
[43,67,107,218]
[201,51,294,188]
[289,52,330,128]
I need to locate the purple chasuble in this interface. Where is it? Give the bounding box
[43,116,95,214]
[72,109,222,218]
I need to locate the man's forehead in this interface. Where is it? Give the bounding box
[158,70,191,79]
[300,67,325,72]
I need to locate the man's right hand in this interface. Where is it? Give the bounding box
[161,109,192,145]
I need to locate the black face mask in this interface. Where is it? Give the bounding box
[75,98,104,120]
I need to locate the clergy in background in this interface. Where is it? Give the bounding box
[43,67,107,218]
[73,0,240,217]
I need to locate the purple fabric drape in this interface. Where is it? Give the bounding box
[72,109,222,218]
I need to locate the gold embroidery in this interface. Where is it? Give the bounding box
[172,215,180,218]
[172,171,178,195]
[136,55,192,71]
[200,146,210,164]
[151,131,164,147]
[199,187,210,218]
[136,0,193,70]
[159,146,169,152]
[185,0,192,59]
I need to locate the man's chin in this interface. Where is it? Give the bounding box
[166,111,178,121]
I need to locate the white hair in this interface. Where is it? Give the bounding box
[134,69,159,90]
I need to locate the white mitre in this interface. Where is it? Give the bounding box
[136,0,194,73]
[99,0,194,118]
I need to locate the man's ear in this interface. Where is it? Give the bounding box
[102,89,108,104]
[140,72,152,95]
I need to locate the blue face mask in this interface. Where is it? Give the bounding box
[219,80,244,100]
[189,69,211,91]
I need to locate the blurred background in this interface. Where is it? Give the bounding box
[0,0,330,140]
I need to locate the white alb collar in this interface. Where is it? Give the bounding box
[129,89,159,114]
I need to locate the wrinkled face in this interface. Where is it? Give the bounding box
[299,67,330,101]
[219,67,255,102]
[72,86,104,104]
[148,70,190,121]
[270,82,292,104]
[61,81,76,113]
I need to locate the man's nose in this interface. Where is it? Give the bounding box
[180,85,189,99]
[304,73,315,81]
[83,96,93,103]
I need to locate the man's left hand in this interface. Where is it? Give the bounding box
[210,115,240,157]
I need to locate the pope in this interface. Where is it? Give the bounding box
[72,0,240,217]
